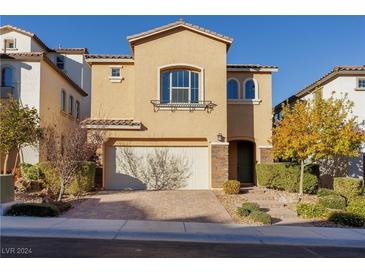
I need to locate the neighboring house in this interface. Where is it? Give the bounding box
[273,66,365,183]
[84,19,277,190]
[0,25,91,172]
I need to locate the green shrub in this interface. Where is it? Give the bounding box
[328,212,365,227]
[223,180,240,194]
[6,203,60,217]
[38,161,96,196]
[317,188,335,197]
[250,210,272,224]
[333,177,363,200]
[256,163,319,194]
[318,194,347,210]
[240,202,260,212]
[347,197,365,218]
[296,203,327,218]
[20,163,43,181]
[237,207,250,217]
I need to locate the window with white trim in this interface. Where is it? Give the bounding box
[4,39,16,49]
[357,78,365,90]
[111,68,121,77]
[161,69,199,103]
[61,89,66,112]
[227,78,239,99]
[75,100,80,119]
[68,95,74,115]
[244,79,258,100]
[56,55,65,70]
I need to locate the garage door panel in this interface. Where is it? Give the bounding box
[106,146,209,190]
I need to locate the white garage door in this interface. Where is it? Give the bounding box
[106,146,209,190]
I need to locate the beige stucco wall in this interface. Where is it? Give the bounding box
[90,62,135,119]
[227,72,273,180]
[90,28,228,143]
[38,60,87,161]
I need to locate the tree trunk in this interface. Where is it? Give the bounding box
[299,159,304,197]
[11,149,19,175]
[58,179,65,201]
[3,153,9,175]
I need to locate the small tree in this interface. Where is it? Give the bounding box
[272,90,365,196]
[0,97,41,174]
[42,123,103,201]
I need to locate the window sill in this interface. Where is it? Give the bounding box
[228,99,262,105]
[4,48,18,51]
[355,88,365,91]
[150,100,216,112]
[109,76,123,83]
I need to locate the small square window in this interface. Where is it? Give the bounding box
[56,55,65,70]
[111,68,121,77]
[358,78,365,89]
[4,39,15,49]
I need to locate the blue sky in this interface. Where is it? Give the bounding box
[1,15,364,105]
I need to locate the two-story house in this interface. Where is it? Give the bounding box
[0,25,91,172]
[84,19,278,190]
[274,66,365,184]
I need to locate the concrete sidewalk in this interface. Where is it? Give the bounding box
[1,216,365,248]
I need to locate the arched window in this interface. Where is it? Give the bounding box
[227,78,239,99]
[1,67,13,87]
[244,79,257,100]
[161,69,199,103]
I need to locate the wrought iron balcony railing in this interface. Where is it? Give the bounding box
[0,86,14,99]
[150,100,217,112]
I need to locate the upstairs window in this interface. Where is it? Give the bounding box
[161,69,199,104]
[1,67,13,87]
[357,78,365,90]
[68,95,74,115]
[4,39,16,49]
[61,89,66,112]
[56,55,65,70]
[75,100,80,119]
[244,79,257,100]
[227,78,239,99]
[111,68,121,77]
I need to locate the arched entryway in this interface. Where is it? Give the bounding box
[228,140,256,185]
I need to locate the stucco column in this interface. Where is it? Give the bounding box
[210,142,229,188]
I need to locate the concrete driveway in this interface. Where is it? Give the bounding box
[62,190,233,223]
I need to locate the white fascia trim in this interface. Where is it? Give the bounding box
[83,125,141,130]
[228,99,262,105]
[258,145,273,149]
[86,58,134,63]
[210,142,229,146]
[227,68,278,72]
[128,24,233,45]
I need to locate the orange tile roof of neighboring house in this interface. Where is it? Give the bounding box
[85,54,133,59]
[1,52,88,97]
[0,24,51,52]
[127,19,233,46]
[80,118,141,129]
[274,65,365,110]
[227,64,278,70]
[52,48,89,54]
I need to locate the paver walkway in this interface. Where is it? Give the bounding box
[63,190,233,223]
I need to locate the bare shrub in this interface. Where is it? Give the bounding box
[117,147,191,190]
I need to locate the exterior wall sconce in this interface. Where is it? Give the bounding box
[217,132,224,142]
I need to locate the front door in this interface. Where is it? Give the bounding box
[237,141,254,184]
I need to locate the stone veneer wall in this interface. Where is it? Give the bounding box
[211,143,229,188]
[259,147,273,163]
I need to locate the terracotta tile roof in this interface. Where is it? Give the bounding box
[0,24,51,52]
[85,54,133,59]
[227,64,278,69]
[1,52,88,97]
[127,19,233,45]
[52,48,89,54]
[274,65,365,110]
[81,118,141,129]
[296,65,365,98]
